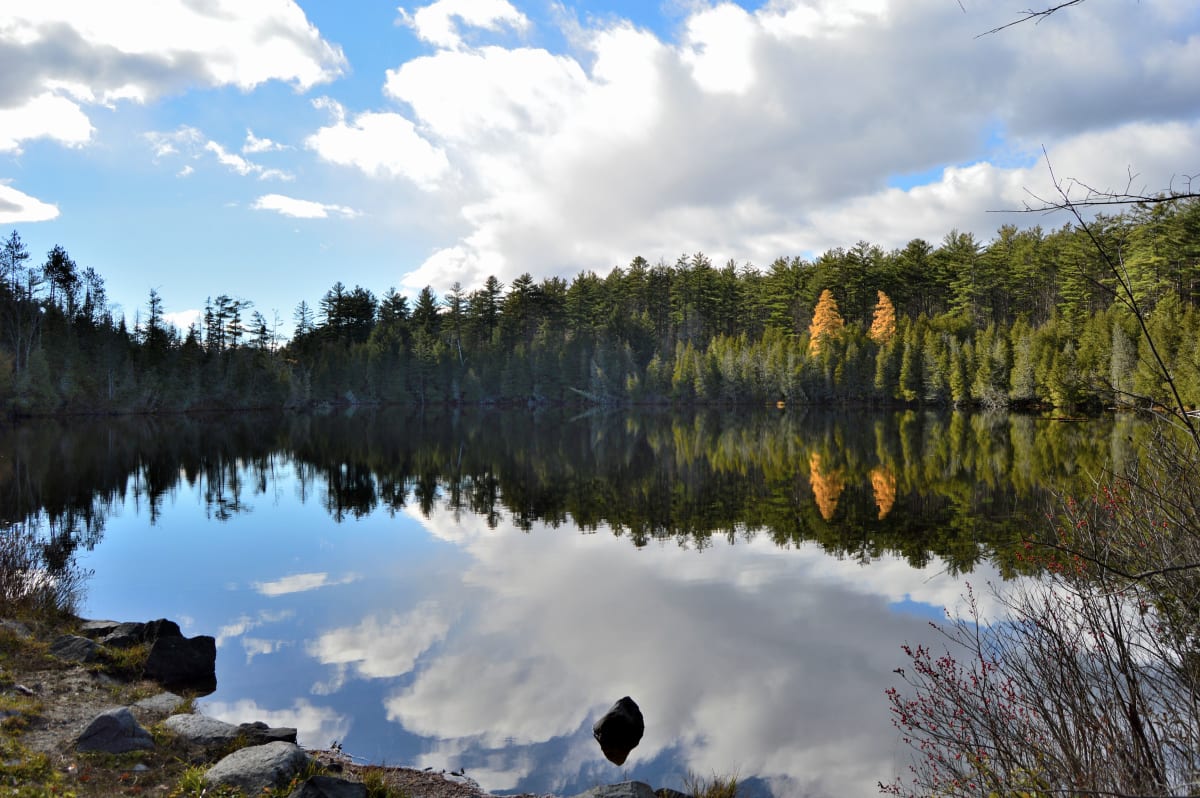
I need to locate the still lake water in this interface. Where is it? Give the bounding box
[4,408,1133,796]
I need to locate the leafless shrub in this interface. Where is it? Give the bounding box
[883,420,1200,798]
[0,521,91,619]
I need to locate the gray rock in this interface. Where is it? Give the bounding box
[50,634,101,663]
[288,775,368,798]
[75,707,155,753]
[143,618,183,640]
[134,692,185,714]
[100,622,146,649]
[0,619,32,638]
[656,789,690,798]
[570,781,657,798]
[204,741,310,794]
[164,714,241,746]
[144,634,216,692]
[593,696,645,766]
[239,720,298,744]
[78,619,121,638]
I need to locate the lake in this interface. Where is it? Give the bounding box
[2,408,1134,797]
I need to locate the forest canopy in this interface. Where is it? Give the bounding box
[2,199,1199,415]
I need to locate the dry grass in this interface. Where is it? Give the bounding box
[684,770,739,798]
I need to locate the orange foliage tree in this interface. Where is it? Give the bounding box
[868,290,897,344]
[808,289,845,356]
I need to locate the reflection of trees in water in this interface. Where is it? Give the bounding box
[0,409,1139,574]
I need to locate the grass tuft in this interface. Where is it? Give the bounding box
[684,770,739,798]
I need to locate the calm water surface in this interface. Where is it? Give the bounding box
[4,408,1133,797]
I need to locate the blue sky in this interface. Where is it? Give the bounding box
[3,0,1199,334]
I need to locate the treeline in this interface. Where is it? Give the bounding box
[2,200,1199,414]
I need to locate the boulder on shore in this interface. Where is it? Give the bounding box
[204,741,310,794]
[75,707,155,753]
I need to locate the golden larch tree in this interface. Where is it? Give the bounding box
[808,289,845,356]
[868,290,897,344]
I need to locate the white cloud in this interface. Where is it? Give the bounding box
[371,509,1004,796]
[253,571,360,596]
[398,0,530,50]
[253,194,360,220]
[0,182,59,223]
[204,141,293,181]
[0,2,345,152]
[302,0,1195,294]
[145,126,204,158]
[202,698,351,749]
[148,127,294,181]
[307,603,451,680]
[243,130,288,154]
[162,309,202,333]
[680,3,758,95]
[0,93,93,152]
[215,609,295,648]
[799,119,1200,253]
[306,104,450,188]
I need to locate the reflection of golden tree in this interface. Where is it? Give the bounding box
[809,451,845,521]
[868,290,897,344]
[870,464,897,519]
[808,289,845,356]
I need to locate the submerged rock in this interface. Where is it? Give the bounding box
[593,697,645,766]
[144,634,217,693]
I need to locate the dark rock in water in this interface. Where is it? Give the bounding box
[288,774,369,798]
[143,618,183,640]
[76,707,155,753]
[144,634,217,692]
[240,720,299,744]
[593,696,645,766]
[656,789,690,798]
[100,622,146,649]
[50,634,101,663]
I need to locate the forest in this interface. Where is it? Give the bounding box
[2,199,1199,416]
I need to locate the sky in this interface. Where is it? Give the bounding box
[3,0,1199,335]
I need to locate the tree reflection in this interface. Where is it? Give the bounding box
[0,408,1134,575]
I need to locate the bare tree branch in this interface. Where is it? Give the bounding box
[976,0,1089,38]
[998,161,1200,213]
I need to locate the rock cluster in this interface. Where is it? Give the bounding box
[30,617,694,797]
[70,617,218,692]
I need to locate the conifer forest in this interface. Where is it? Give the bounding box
[3,199,1199,416]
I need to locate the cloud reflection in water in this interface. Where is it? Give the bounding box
[296,507,1001,797]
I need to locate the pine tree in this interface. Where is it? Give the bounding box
[808,289,845,356]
